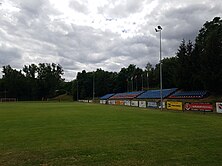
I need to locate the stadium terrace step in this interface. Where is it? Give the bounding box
[168,90,208,99]
[136,88,178,99]
[109,91,144,100]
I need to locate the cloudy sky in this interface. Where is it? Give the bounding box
[0,0,221,81]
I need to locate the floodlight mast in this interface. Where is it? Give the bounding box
[155,26,163,111]
[93,72,95,101]
[77,79,79,101]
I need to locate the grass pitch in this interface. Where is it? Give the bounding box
[0,102,222,166]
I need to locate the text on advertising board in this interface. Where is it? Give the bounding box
[167,101,183,111]
[184,103,213,111]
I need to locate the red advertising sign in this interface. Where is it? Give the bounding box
[184,103,213,112]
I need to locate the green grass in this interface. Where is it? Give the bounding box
[0,102,222,166]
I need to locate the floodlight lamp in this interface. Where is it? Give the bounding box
[157,26,162,30]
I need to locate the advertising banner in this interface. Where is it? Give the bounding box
[158,102,166,109]
[79,100,89,103]
[184,102,213,112]
[216,102,222,113]
[124,100,131,106]
[167,101,183,111]
[115,100,124,105]
[131,101,139,107]
[100,100,106,104]
[139,101,146,108]
[120,100,124,105]
[108,100,115,105]
[147,102,158,108]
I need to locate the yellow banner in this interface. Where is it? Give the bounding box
[167,101,183,111]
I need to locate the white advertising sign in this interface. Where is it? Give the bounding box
[78,100,88,103]
[100,100,106,104]
[216,102,222,113]
[131,101,139,107]
[158,102,166,109]
[139,101,146,108]
[124,100,131,106]
[147,102,158,108]
[108,100,114,105]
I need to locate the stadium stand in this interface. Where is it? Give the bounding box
[100,93,115,100]
[168,90,208,99]
[109,91,144,99]
[137,88,178,99]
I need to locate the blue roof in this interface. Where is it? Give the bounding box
[100,93,115,100]
[169,90,208,99]
[137,88,177,99]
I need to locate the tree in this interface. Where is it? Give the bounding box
[22,64,38,100]
[193,17,222,93]
[37,63,64,99]
[23,64,38,78]
[2,65,27,100]
[161,57,178,88]
[176,39,194,89]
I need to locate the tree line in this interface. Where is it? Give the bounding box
[0,63,66,100]
[0,17,221,100]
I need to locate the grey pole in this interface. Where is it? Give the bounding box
[141,74,143,91]
[77,80,79,101]
[93,73,95,101]
[147,72,149,90]
[155,26,163,111]
[131,77,133,92]
[160,29,163,111]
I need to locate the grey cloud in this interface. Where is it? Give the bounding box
[0,45,22,67]
[19,0,45,16]
[148,1,222,41]
[98,0,145,18]
[69,0,89,14]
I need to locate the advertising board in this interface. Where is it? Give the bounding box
[147,102,158,108]
[100,100,106,104]
[139,101,146,108]
[108,100,115,105]
[115,100,124,105]
[216,102,222,113]
[78,100,89,103]
[131,101,139,107]
[158,102,166,109]
[124,100,131,106]
[167,101,183,111]
[184,102,213,112]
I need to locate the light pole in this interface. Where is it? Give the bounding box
[76,79,79,101]
[131,76,133,92]
[147,71,149,90]
[141,74,143,91]
[155,25,163,111]
[93,72,95,101]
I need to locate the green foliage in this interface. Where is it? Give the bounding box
[176,40,194,89]
[161,57,178,88]
[194,17,222,93]
[164,17,222,92]
[1,63,64,100]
